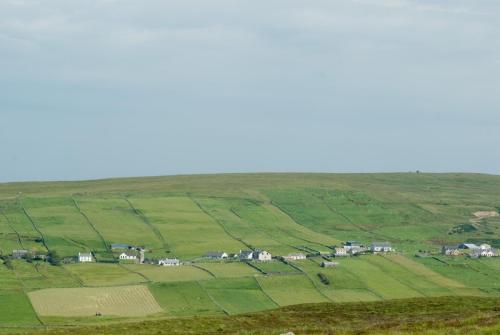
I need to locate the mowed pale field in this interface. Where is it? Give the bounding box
[29,285,163,317]
[0,173,499,326]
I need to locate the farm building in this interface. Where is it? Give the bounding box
[158,258,180,266]
[344,241,365,254]
[371,242,393,253]
[205,251,229,259]
[442,246,461,256]
[321,261,338,268]
[253,250,272,261]
[334,247,348,257]
[111,243,130,250]
[283,253,306,261]
[238,250,253,260]
[119,252,137,260]
[480,243,492,250]
[78,252,93,263]
[12,249,29,259]
[459,243,480,250]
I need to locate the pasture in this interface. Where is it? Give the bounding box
[0,173,499,328]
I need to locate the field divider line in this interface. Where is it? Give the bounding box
[268,201,333,249]
[123,197,170,253]
[19,200,49,253]
[380,254,455,294]
[10,263,45,326]
[117,263,151,283]
[286,260,335,303]
[0,210,25,249]
[60,266,85,287]
[188,195,253,250]
[367,256,428,298]
[71,197,110,252]
[196,280,230,316]
[252,276,281,308]
[191,264,217,278]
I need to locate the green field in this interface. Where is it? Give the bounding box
[0,173,499,330]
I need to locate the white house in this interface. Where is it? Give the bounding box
[371,242,393,253]
[119,252,137,260]
[479,249,495,257]
[253,250,272,261]
[78,252,93,263]
[158,258,180,266]
[334,247,348,257]
[283,253,306,261]
[480,243,492,250]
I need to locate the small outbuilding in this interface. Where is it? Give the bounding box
[321,261,338,268]
[283,253,306,261]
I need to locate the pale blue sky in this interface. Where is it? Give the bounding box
[1,0,499,182]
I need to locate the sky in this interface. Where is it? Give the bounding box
[1,0,499,182]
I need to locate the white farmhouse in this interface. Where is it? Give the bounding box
[334,247,348,257]
[78,252,93,263]
[253,250,272,261]
[283,253,306,261]
[158,258,180,266]
[119,252,137,260]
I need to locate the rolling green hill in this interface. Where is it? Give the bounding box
[0,173,499,331]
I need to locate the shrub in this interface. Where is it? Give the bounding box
[317,272,330,285]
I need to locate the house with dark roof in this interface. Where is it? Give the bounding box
[370,242,393,252]
[238,250,253,260]
[205,251,228,259]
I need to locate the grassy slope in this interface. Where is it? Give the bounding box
[5,297,500,335]
[1,173,500,327]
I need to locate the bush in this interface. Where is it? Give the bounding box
[317,272,330,285]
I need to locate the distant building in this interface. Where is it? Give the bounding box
[442,246,461,256]
[78,252,93,263]
[119,252,137,260]
[479,243,492,250]
[283,253,306,261]
[111,243,131,250]
[253,250,272,261]
[321,261,338,268]
[334,247,348,257]
[205,252,229,260]
[459,243,480,250]
[371,242,393,253]
[344,241,365,255]
[158,258,180,266]
[238,250,254,260]
[12,249,29,259]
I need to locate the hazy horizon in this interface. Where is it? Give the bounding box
[1,0,499,182]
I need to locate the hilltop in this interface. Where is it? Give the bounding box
[0,173,499,330]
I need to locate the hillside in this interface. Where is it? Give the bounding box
[0,173,499,330]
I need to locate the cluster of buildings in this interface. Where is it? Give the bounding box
[204,249,273,262]
[442,243,498,258]
[332,241,393,257]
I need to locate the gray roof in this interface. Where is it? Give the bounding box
[345,241,361,246]
[239,250,253,257]
[111,243,130,249]
[205,252,227,258]
[79,252,92,257]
